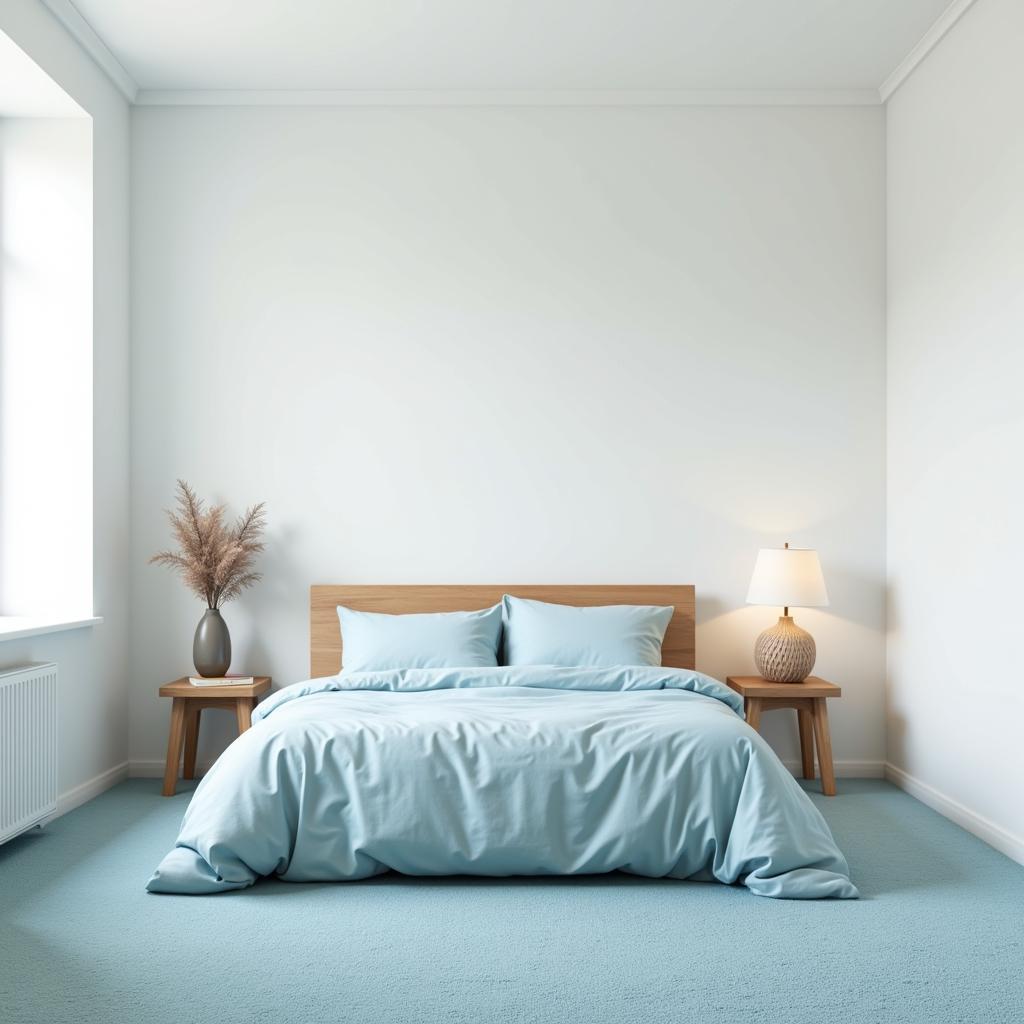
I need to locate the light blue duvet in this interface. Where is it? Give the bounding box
[147,666,857,899]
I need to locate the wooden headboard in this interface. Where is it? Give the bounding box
[309,585,696,678]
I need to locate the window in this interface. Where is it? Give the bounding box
[0,31,95,635]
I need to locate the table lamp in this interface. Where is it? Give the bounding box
[746,543,829,682]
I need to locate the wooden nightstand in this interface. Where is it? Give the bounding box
[725,675,841,796]
[159,676,271,796]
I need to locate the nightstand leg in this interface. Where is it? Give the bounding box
[798,709,815,779]
[162,698,187,797]
[235,698,253,733]
[183,707,201,780]
[745,697,763,732]
[812,697,836,796]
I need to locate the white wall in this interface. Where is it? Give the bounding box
[887,0,1024,855]
[130,104,886,772]
[0,1,130,807]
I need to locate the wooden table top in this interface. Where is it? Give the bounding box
[159,676,272,699]
[725,675,841,698]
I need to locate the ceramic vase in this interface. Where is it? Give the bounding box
[193,607,231,677]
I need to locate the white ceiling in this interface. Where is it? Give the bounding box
[64,0,954,94]
[0,30,86,116]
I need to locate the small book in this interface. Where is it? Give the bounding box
[189,675,254,687]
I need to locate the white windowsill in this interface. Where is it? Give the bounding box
[0,615,103,642]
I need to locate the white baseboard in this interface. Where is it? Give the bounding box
[59,758,1024,870]
[885,762,1024,867]
[56,760,129,817]
[51,758,1024,871]
[125,756,886,781]
[781,758,885,779]
[129,758,217,778]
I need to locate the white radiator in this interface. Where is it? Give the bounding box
[0,662,58,845]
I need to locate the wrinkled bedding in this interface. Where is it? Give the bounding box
[148,666,857,899]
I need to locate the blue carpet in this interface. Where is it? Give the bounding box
[0,779,1021,1023]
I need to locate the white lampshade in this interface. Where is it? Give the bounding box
[746,546,829,609]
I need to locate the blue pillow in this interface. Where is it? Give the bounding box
[502,595,673,668]
[337,604,503,673]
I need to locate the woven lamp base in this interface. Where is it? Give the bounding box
[754,615,816,683]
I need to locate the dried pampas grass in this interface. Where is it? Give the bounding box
[150,480,266,609]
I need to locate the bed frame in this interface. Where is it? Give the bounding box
[309,585,695,678]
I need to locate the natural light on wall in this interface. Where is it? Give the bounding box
[0,31,93,628]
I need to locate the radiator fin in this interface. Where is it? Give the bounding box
[0,663,58,844]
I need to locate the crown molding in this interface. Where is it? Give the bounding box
[33,0,981,111]
[879,0,978,102]
[133,88,881,108]
[39,0,138,103]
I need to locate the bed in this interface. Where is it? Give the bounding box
[147,585,857,899]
